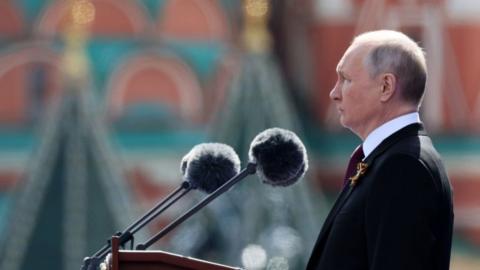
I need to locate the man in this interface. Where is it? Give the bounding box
[307,30,454,270]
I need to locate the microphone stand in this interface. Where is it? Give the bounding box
[136,163,257,250]
[81,181,193,270]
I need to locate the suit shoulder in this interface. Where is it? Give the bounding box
[371,143,450,199]
[382,135,443,166]
[374,153,430,177]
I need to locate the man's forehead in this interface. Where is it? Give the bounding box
[337,44,370,72]
[336,47,355,73]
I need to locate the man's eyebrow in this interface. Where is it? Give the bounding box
[336,62,345,74]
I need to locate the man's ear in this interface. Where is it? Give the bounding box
[379,73,396,102]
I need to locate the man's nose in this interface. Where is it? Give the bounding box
[329,84,340,101]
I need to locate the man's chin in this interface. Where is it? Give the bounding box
[339,117,349,128]
[340,119,356,134]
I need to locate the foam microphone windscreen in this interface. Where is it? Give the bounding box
[248,128,308,187]
[180,152,190,176]
[183,143,241,193]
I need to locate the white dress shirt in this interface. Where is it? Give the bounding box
[362,112,421,159]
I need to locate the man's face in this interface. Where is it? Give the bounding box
[330,44,383,138]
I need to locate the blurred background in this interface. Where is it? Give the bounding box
[0,0,478,269]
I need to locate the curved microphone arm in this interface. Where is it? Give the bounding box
[87,181,193,262]
[136,163,257,250]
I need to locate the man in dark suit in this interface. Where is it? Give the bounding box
[307,30,454,270]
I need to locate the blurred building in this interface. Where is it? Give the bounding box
[0,0,478,269]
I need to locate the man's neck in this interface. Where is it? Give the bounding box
[357,104,418,140]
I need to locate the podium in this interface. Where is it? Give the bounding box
[108,236,242,270]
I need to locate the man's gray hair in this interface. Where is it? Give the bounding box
[353,30,427,106]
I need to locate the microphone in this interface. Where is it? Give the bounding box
[249,127,308,187]
[185,143,241,193]
[137,128,308,250]
[82,143,240,269]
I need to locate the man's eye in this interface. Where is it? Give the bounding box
[339,74,350,83]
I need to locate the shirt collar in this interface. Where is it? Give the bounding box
[362,112,421,159]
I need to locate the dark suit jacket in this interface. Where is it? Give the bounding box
[307,123,454,270]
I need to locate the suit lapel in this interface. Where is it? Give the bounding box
[316,184,351,238]
[308,183,349,268]
[310,123,426,258]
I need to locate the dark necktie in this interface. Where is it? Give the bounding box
[343,145,364,186]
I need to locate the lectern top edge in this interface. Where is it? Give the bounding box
[109,236,243,270]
